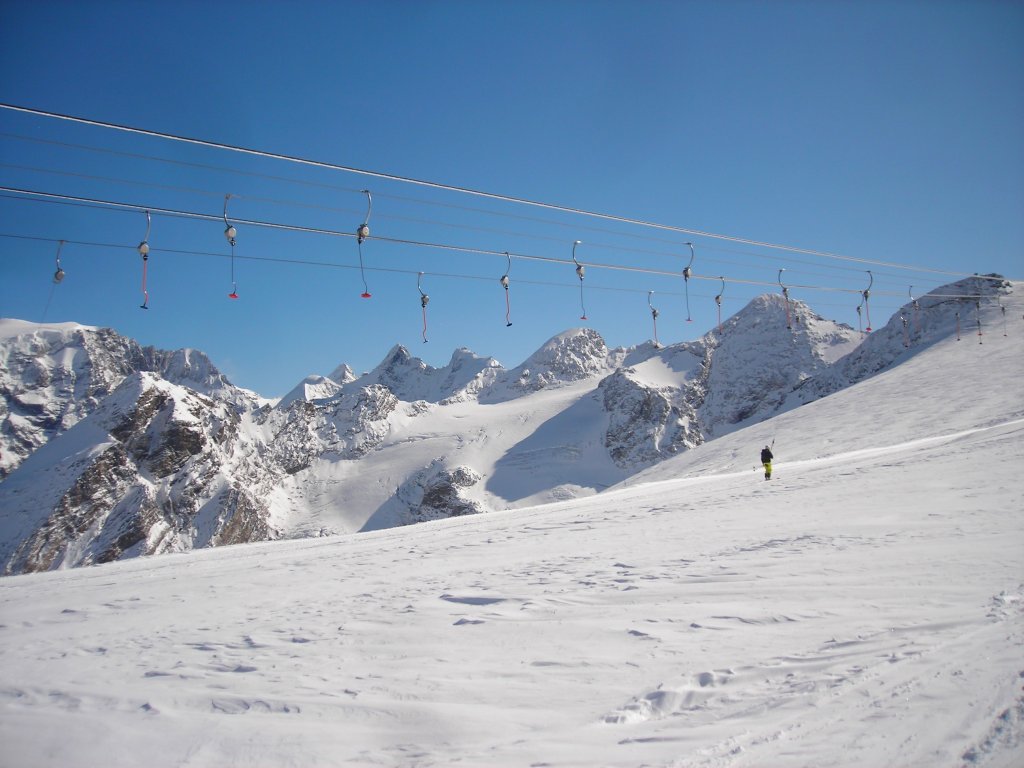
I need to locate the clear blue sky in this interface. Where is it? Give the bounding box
[1,0,1021,396]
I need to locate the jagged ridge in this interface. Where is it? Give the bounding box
[0,276,1012,574]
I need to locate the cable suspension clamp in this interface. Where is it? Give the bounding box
[223,194,237,247]
[53,239,65,283]
[357,189,372,244]
[139,209,151,309]
[572,240,587,320]
[357,189,372,297]
[682,242,695,322]
[861,270,873,332]
[500,251,512,326]
[908,284,921,338]
[418,271,430,343]
[714,276,725,333]
[778,268,793,330]
[648,290,660,347]
[223,195,239,299]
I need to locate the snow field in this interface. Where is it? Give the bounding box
[0,286,1022,766]
[0,410,1021,767]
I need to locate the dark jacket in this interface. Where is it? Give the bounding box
[761,448,773,464]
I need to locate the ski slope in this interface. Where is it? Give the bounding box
[0,317,1022,767]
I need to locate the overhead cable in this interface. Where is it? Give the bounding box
[2,160,951,288]
[1,186,929,298]
[0,103,1007,282]
[0,143,963,287]
[0,233,998,315]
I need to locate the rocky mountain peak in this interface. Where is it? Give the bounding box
[147,347,234,398]
[508,328,611,391]
[2,278,1012,575]
[695,295,862,436]
[328,363,357,385]
[277,375,344,410]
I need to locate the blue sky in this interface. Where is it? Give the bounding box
[1,0,1021,397]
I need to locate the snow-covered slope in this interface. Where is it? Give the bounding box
[0,278,1014,575]
[0,280,1020,768]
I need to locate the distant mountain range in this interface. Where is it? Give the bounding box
[0,276,1008,575]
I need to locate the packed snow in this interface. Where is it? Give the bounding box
[1,291,1022,767]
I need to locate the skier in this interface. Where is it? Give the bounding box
[760,445,774,480]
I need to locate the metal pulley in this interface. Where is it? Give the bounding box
[53,240,65,283]
[139,210,151,260]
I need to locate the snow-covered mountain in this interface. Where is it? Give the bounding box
[0,371,274,575]
[0,277,1013,575]
[0,274,1020,768]
[0,319,256,479]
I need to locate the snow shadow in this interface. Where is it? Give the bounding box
[485,393,624,502]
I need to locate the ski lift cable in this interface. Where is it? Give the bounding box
[3,103,1014,282]
[0,190,1009,304]
[0,134,1008,289]
[0,156,956,287]
[0,190,991,303]
[2,187,917,296]
[4,159,955,289]
[3,233,886,313]
[0,132,363,199]
[6,232,1014,322]
[0,188,961,296]
[3,232,631,293]
[0,156,966,291]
